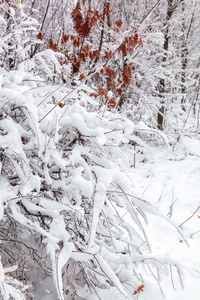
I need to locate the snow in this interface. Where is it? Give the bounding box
[127,149,200,300]
[34,50,63,77]
[94,253,128,298]
[0,16,6,25]
[179,135,200,156]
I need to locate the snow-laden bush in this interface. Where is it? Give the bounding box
[0,60,189,300]
[0,2,38,70]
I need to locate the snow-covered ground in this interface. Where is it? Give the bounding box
[134,149,200,299]
[115,144,200,300]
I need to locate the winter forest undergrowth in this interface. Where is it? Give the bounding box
[0,0,200,299]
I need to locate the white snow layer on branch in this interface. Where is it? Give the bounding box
[88,183,106,249]
[95,253,128,298]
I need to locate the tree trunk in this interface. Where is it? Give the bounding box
[157,0,174,130]
[180,1,188,111]
[5,1,15,70]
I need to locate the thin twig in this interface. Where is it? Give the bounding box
[147,264,164,297]
[179,206,200,227]
[175,265,184,289]
[139,0,162,25]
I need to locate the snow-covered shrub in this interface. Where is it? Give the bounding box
[0,1,38,70]
[0,63,189,300]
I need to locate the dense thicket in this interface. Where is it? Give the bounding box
[0,1,200,299]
